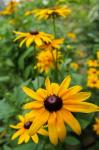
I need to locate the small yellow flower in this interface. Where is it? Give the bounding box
[10,113,48,144]
[22,76,99,145]
[67,32,77,41]
[87,59,99,67]
[38,38,64,50]
[70,62,79,71]
[0,1,18,16]
[32,6,71,20]
[93,118,99,135]
[87,76,99,89]
[87,68,99,76]
[35,50,61,73]
[14,31,54,47]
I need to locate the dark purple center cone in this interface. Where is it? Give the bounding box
[24,121,32,129]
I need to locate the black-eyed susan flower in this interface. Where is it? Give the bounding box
[14,31,54,47]
[0,0,18,16]
[38,38,64,50]
[87,76,99,89]
[93,118,99,135]
[32,6,71,20]
[70,62,79,71]
[10,113,48,144]
[87,59,99,67]
[87,68,99,76]
[35,49,61,73]
[22,76,99,145]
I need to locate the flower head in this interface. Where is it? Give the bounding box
[32,6,71,20]
[22,76,99,145]
[93,118,99,135]
[10,113,48,144]
[87,76,99,89]
[14,31,54,47]
[70,62,79,71]
[35,50,61,73]
[87,60,99,67]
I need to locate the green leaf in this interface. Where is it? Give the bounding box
[32,76,44,90]
[14,143,37,150]
[65,136,80,145]
[3,145,12,150]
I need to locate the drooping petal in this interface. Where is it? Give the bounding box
[22,86,43,101]
[26,37,34,47]
[61,109,81,135]
[23,101,43,109]
[58,76,71,97]
[34,37,42,46]
[29,109,49,135]
[31,134,39,143]
[56,111,66,142]
[48,112,58,145]
[11,128,25,140]
[24,134,30,143]
[63,92,91,102]
[10,123,23,129]
[64,102,99,113]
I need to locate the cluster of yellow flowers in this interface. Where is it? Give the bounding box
[0,0,19,16]
[10,4,99,146]
[87,52,99,89]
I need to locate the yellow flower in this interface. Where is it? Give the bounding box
[38,38,64,50]
[14,31,54,47]
[87,76,99,89]
[67,32,77,41]
[87,68,99,76]
[32,6,71,20]
[10,113,48,144]
[22,76,99,145]
[35,50,61,73]
[93,118,99,135]
[0,1,18,16]
[70,62,79,71]
[87,59,99,67]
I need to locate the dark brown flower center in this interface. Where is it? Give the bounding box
[24,121,32,129]
[44,95,63,112]
[30,31,39,35]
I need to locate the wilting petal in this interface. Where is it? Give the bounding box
[48,112,58,145]
[56,111,66,142]
[61,109,81,135]
[22,86,43,101]
[63,92,91,102]
[64,102,99,113]
[23,101,43,109]
[31,134,39,143]
[29,109,49,135]
[58,76,71,97]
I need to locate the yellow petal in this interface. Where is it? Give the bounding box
[11,129,24,140]
[64,102,99,113]
[26,37,34,47]
[61,109,81,135]
[36,88,47,99]
[23,101,43,109]
[58,76,71,97]
[56,111,66,142]
[51,83,60,95]
[18,115,24,122]
[45,77,52,96]
[18,133,25,144]
[61,85,82,98]
[34,37,42,46]
[38,128,48,136]
[63,92,91,102]
[19,38,27,47]
[29,109,49,135]
[31,134,39,143]
[10,123,23,129]
[24,134,30,143]
[22,86,43,101]
[48,112,58,145]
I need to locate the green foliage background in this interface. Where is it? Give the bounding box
[0,0,99,150]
